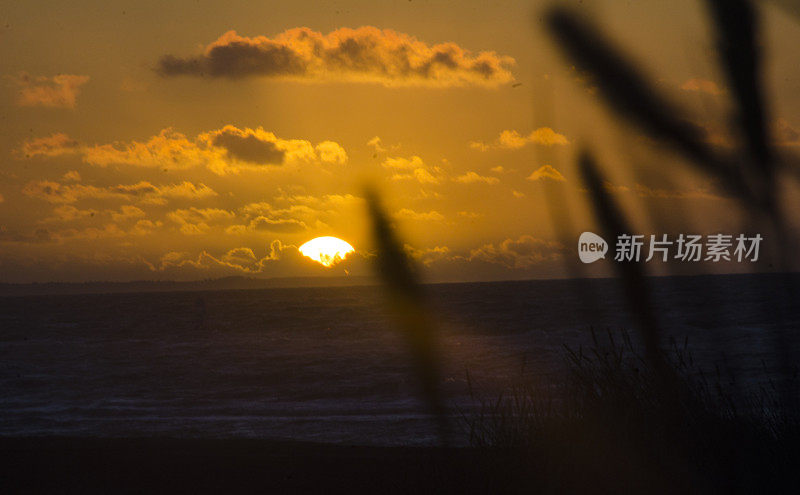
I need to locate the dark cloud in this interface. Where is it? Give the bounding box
[211,129,286,164]
[156,28,515,87]
[0,227,54,244]
[248,216,307,233]
[157,43,306,78]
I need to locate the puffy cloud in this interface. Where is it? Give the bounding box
[228,198,344,234]
[153,246,268,274]
[228,194,364,236]
[168,207,235,235]
[680,78,723,96]
[19,126,346,175]
[470,127,569,151]
[383,155,443,184]
[246,216,307,233]
[227,203,309,234]
[180,209,235,222]
[454,171,499,184]
[238,201,282,218]
[382,155,425,170]
[276,193,362,210]
[404,245,451,266]
[405,168,441,184]
[526,165,566,182]
[14,72,90,108]
[19,133,80,158]
[156,27,515,88]
[366,136,402,156]
[83,128,213,170]
[315,141,348,165]
[395,208,445,221]
[221,247,259,267]
[367,136,387,153]
[110,205,146,223]
[22,181,121,204]
[152,182,217,202]
[22,179,216,204]
[468,235,563,268]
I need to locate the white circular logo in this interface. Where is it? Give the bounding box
[578,232,608,263]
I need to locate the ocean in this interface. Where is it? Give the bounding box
[1,273,798,446]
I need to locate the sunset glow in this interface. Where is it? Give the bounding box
[0,0,798,285]
[3,2,800,492]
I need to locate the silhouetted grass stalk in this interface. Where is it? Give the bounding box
[462,329,800,493]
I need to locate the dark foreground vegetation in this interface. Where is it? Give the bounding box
[463,330,800,494]
[2,333,797,494]
[454,0,800,491]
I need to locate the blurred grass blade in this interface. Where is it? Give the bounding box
[706,0,773,169]
[545,8,749,200]
[577,151,668,376]
[364,187,451,446]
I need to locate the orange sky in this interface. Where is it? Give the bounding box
[1,0,799,283]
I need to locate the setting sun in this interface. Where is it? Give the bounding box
[298,237,355,267]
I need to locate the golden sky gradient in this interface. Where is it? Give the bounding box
[1,0,799,282]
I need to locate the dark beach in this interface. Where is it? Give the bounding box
[2,276,799,493]
[0,437,492,494]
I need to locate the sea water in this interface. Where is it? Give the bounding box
[1,273,797,445]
